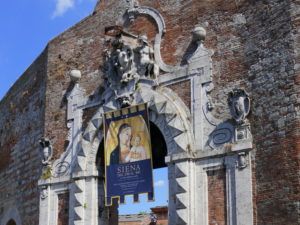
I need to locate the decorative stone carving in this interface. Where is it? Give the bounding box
[237,152,249,169]
[69,69,82,83]
[187,25,214,81]
[235,125,249,140]
[192,25,207,43]
[136,35,159,79]
[203,82,214,112]
[102,31,136,86]
[40,185,48,200]
[117,93,133,108]
[210,128,232,146]
[54,161,70,176]
[228,89,250,125]
[100,27,161,108]
[39,138,53,166]
[126,1,179,73]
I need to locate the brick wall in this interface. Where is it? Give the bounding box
[243,1,300,224]
[0,49,47,224]
[57,192,69,225]
[82,106,100,131]
[207,169,227,225]
[167,81,191,110]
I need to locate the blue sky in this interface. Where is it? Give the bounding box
[0,0,98,100]
[119,167,168,214]
[0,0,168,215]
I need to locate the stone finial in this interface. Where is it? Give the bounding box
[69,70,82,83]
[228,89,250,125]
[192,26,207,42]
[39,137,53,166]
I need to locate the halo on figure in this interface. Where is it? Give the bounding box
[105,115,151,165]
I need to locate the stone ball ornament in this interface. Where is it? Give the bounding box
[39,137,53,166]
[228,89,251,124]
[69,69,82,83]
[192,26,207,42]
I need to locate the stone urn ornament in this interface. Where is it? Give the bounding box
[228,89,250,125]
[39,137,53,166]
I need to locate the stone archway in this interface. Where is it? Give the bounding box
[0,207,22,225]
[73,85,194,173]
[70,85,195,225]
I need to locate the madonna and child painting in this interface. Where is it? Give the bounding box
[105,109,151,166]
[104,104,154,205]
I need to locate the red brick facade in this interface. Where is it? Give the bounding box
[207,169,227,225]
[57,193,69,225]
[167,81,191,110]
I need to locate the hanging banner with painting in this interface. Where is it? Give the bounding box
[103,103,154,206]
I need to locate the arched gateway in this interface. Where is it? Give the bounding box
[38,1,254,224]
[0,207,22,225]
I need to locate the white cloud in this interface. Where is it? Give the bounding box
[154,180,165,187]
[52,0,75,18]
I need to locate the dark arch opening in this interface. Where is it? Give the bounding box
[95,121,168,223]
[96,139,104,174]
[96,139,118,224]
[6,220,16,225]
[149,121,168,169]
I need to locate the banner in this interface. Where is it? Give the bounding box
[104,103,154,206]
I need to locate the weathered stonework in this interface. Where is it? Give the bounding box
[1,0,300,225]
